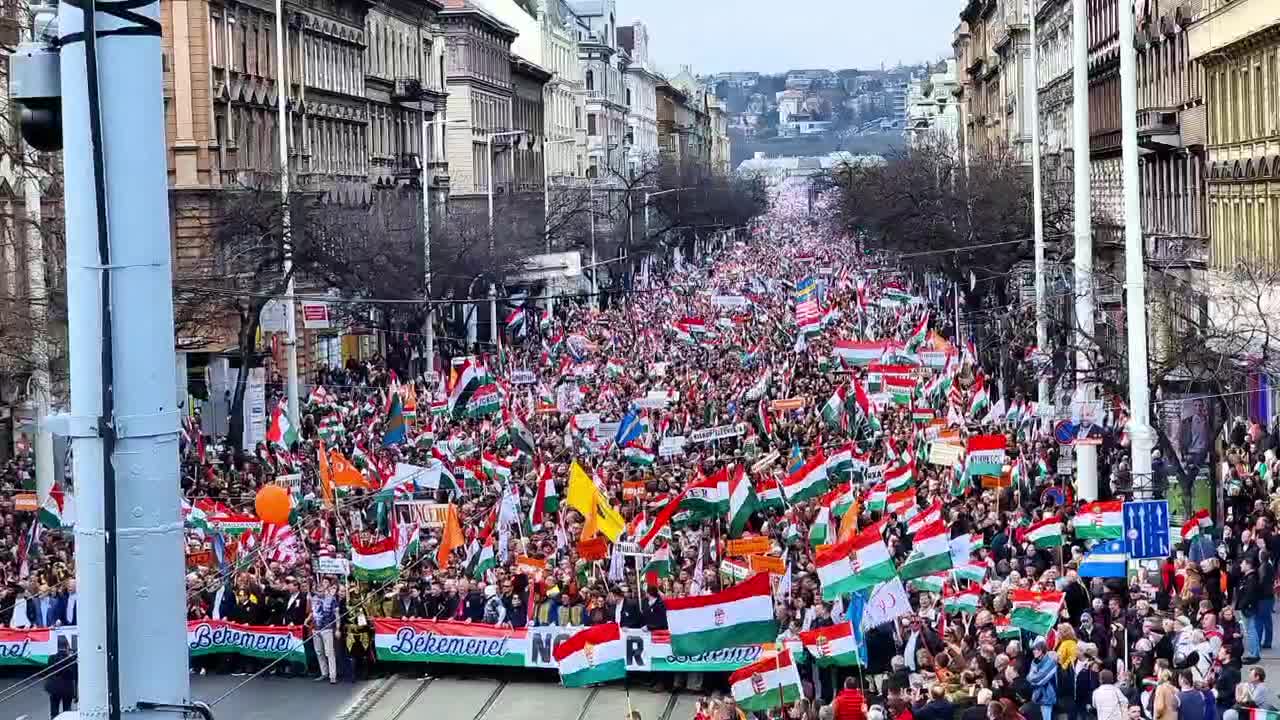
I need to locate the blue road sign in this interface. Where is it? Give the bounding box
[1124,500,1172,560]
[1054,420,1076,445]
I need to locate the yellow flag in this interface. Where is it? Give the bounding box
[567,461,624,542]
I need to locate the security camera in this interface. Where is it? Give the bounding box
[10,34,63,152]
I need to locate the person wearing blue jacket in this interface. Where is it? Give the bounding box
[1027,639,1059,720]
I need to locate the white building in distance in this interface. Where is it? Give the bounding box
[618,21,661,174]
[904,59,961,149]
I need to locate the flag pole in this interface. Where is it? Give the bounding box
[776,644,786,713]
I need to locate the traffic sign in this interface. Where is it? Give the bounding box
[1054,420,1076,446]
[1123,500,1172,559]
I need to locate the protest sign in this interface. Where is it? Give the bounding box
[726,537,772,557]
[748,555,786,575]
[510,370,537,385]
[315,557,351,576]
[690,424,744,443]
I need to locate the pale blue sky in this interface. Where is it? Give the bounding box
[623,0,965,74]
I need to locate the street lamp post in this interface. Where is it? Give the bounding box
[643,187,689,274]
[422,117,467,377]
[486,130,525,349]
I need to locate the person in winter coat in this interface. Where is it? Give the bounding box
[1026,640,1059,720]
[44,636,76,718]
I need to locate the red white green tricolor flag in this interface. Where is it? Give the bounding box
[1182,509,1212,541]
[898,519,953,580]
[1073,500,1124,540]
[665,572,777,656]
[965,434,1006,478]
[1243,709,1280,720]
[942,585,982,614]
[783,453,829,503]
[727,466,758,538]
[833,340,884,367]
[799,621,862,666]
[908,573,947,594]
[351,536,399,582]
[905,312,929,351]
[730,648,803,713]
[1025,517,1065,548]
[552,623,627,688]
[995,616,1022,640]
[816,519,895,600]
[1009,589,1064,636]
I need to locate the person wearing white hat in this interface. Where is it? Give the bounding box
[482,584,506,625]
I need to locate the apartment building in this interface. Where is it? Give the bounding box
[567,0,626,178]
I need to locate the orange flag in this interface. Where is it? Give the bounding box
[837,500,860,543]
[317,440,335,507]
[437,503,465,569]
[329,451,371,489]
[579,491,599,543]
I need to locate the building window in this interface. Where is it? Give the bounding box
[588,113,597,136]
[586,69,594,91]
[626,88,632,106]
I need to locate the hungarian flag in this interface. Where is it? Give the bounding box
[729,649,802,713]
[908,573,947,594]
[822,385,848,429]
[553,623,627,688]
[623,443,656,467]
[796,299,822,335]
[942,585,982,614]
[886,487,917,518]
[826,444,855,482]
[967,373,991,418]
[665,572,776,656]
[727,466,757,537]
[756,398,775,436]
[755,477,784,510]
[470,535,496,579]
[824,483,856,518]
[528,464,559,528]
[865,483,887,512]
[816,520,894,600]
[966,434,1007,478]
[906,499,943,535]
[1010,589,1064,636]
[952,562,988,584]
[905,312,929,351]
[351,536,399,582]
[799,621,862,666]
[1025,517,1065,548]
[482,452,513,482]
[447,360,483,418]
[1073,500,1124,540]
[509,411,537,457]
[643,545,673,581]
[783,453,829,503]
[809,507,832,547]
[995,615,1022,640]
[898,519,953,580]
[884,375,917,405]
[38,488,69,529]
[266,405,298,449]
[680,469,730,517]
[1182,509,1212,541]
[833,340,884,367]
[885,460,914,492]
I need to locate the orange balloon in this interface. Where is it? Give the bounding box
[255,484,291,524]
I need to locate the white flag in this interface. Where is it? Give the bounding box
[861,577,912,631]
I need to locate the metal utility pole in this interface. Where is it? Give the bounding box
[1028,4,1049,408]
[275,0,299,428]
[486,130,522,348]
[55,0,189,714]
[422,118,466,377]
[1072,0,1098,500]
[25,164,54,505]
[1119,0,1154,491]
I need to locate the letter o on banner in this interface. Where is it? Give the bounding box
[255,485,291,524]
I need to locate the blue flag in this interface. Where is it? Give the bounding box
[614,407,643,446]
[1079,539,1127,578]
[382,393,407,447]
[846,591,869,664]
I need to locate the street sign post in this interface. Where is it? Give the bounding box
[1123,500,1171,559]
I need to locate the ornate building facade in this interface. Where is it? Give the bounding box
[568,0,626,177]
[618,21,661,174]
[440,0,517,197]
[955,0,1034,165]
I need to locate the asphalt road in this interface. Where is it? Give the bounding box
[363,676,681,720]
[0,672,370,720]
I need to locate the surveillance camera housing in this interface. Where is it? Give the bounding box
[10,41,62,152]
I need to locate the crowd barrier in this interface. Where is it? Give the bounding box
[1,620,785,674]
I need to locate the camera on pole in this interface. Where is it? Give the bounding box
[9,0,62,152]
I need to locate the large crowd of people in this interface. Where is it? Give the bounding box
[5,183,1280,720]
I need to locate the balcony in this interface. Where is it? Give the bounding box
[392,78,435,104]
[392,153,422,181]
[1146,235,1208,270]
[1137,107,1182,151]
[1095,276,1123,305]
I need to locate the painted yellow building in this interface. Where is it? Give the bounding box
[1188,0,1280,269]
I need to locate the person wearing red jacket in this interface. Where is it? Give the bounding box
[832,677,868,720]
